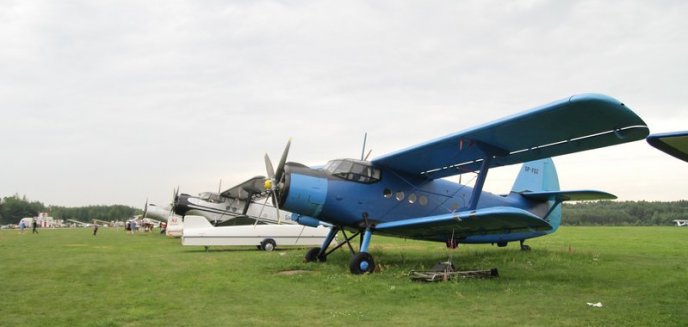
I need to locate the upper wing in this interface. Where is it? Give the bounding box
[220,176,266,200]
[647,131,688,162]
[374,207,552,240]
[372,94,649,179]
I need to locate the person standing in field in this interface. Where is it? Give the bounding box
[93,223,98,236]
[32,220,39,234]
[19,221,25,234]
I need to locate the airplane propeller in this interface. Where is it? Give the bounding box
[263,139,291,224]
[142,198,149,219]
[170,186,180,214]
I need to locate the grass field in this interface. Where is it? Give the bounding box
[1,226,686,326]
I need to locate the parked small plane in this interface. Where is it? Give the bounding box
[673,219,688,227]
[647,131,688,162]
[142,201,183,236]
[172,177,292,225]
[262,94,649,274]
[67,219,91,227]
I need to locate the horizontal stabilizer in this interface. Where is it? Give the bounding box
[519,190,616,202]
[374,207,552,240]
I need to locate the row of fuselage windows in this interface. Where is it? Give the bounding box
[324,160,431,206]
[383,188,429,206]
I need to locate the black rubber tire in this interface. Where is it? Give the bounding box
[261,239,276,251]
[304,247,326,262]
[521,244,531,251]
[349,252,375,274]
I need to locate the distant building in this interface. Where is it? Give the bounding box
[21,212,64,228]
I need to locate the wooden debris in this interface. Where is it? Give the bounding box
[409,261,499,282]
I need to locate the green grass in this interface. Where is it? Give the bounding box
[1,227,686,326]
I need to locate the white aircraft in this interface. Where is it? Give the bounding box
[172,176,293,226]
[673,220,688,227]
[141,201,183,237]
[67,219,91,227]
[182,215,331,251]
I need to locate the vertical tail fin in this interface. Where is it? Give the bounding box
[511,158,563,230]
[511,158,560,193]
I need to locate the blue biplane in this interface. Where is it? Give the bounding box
[263,94,649,274]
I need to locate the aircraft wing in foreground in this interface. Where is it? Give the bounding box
[647,131,688,162]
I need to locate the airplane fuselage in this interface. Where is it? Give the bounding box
[175,192,292,225]
[280,159,553,244]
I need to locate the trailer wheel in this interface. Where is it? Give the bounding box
[261,239,276,251]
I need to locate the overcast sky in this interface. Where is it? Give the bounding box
[1,0,687,209]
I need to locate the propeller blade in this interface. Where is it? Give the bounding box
[274,138,291,183]
[142,198,149,219]
[264,154,275,179]
[262,138,292,220]
[171,186,180,210]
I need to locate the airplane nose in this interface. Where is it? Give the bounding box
[172,194,192,216]
[281,172,327,218]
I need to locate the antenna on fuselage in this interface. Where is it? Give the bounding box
[360,132,372,161]
[361,132,367,161]
[214,179,224,226]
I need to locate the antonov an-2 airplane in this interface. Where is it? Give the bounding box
[262,94,649,274]
[173,177,292,225]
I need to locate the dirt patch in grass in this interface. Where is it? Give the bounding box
[276,270,312,276]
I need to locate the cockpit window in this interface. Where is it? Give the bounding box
[324,159,381,184]
[199,192,223,203]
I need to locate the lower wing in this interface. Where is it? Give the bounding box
[374,207,552,241]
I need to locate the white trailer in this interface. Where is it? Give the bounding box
[181,215,330,251]
[166,215,183,237]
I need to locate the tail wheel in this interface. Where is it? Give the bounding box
[261,239,276,252]
[304,247,326,262]
[349,252,375,274]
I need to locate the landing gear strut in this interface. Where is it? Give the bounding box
[519,240,531,251]
[304,225,377,274]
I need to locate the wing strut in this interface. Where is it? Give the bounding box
[468,156,492,210]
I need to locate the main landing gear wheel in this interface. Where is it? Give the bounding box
[349,252,375,274]
[304,247,326,262]
[260,239,276,252]
[519,240,531,251]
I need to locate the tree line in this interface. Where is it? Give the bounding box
[0,194,140,225]
[1,194,687,226]
[562,200,688,226]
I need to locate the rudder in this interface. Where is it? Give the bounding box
[511,158,562,230]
